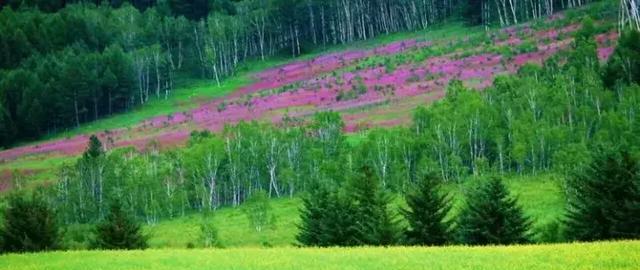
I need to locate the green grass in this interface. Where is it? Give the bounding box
[141,174,564,249]
[0,155,75,184]
[19,22,479,148]
[1,241,638,270]
[146,197,301,248]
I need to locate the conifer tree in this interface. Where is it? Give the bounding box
[0,194,59,253]
[349,166,400,246]
[296,186,331,246]
[565,150,640,241]
[93,201,147,250]
[297,184,360,247]
[457,177,531,245]
[85,134,104,159]
[401,174,453,246]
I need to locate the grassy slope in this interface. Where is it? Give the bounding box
[32,22,477,145]
[145,174,564,248]
[1,241,638,270]
[0,22,479,183]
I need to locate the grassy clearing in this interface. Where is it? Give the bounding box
[0,155,75,184]
[1,241,638,270]
[142,174,563,249]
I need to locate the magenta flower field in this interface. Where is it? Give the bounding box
[0,16,618,164]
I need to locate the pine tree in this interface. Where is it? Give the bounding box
[296,186,360,247]
[0,194,59,253]
[565,150,640,241]
[296,186,331,246]
[93,201,147,250]
[349,165,400,246]
[85,134,103,159]
[401,174,453,246]
[457,177,531,245]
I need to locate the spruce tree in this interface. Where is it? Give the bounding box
[457,177,531,245]
[0,194,59,253]
[349,166,400,246]
[297,186,331,246]
[85,134,104,159]
[297,185,360,247]
[565,150,640,241]
[401,174,453,246]
[93,201,147,250]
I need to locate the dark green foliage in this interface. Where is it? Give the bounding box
[169,0,210,20]
[296,186,359,247]
[349,166,400,246]
[85,135,103,159]
[297,167,401,247]
[0,194,59,253]
[93,201,147,250]
[603,30,640,88]
[457,177,531,245]
[564,150,640,241]
[401,175,452,246]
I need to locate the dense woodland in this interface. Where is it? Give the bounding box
[0,0,639,253]
[3,24,631,234]
[0,0,618,147]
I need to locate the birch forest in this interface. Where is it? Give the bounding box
[0,0,617,147]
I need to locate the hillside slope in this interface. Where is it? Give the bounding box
[0,3,616,163]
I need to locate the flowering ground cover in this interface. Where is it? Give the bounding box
[0,10,619,183]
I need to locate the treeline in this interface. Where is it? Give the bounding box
[2,27,640,252]
[297,149,640,246]
[0,0,599,147]
[22,27,638,227]
[465,0,598,28]
[0,0,461,147]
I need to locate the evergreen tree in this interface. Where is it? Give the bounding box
[603,30,640,88]
[401,174,453,246]
[93,201,147,250]
[565,150,640,241]
[296,184,360,247]
[85,134,104,159]
[296,185,332,246]
[0,194,59,253]
[349,166,400,246]
[457,177,531,245]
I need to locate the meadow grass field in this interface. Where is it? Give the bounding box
[135,174,564,249]
[1,241,638,270]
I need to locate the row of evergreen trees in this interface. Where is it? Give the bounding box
[0,196,147,253]
[1,148,638,253]
[297,150,640,246]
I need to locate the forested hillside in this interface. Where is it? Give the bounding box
[0,0,606,147]
[0,1,640,268]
